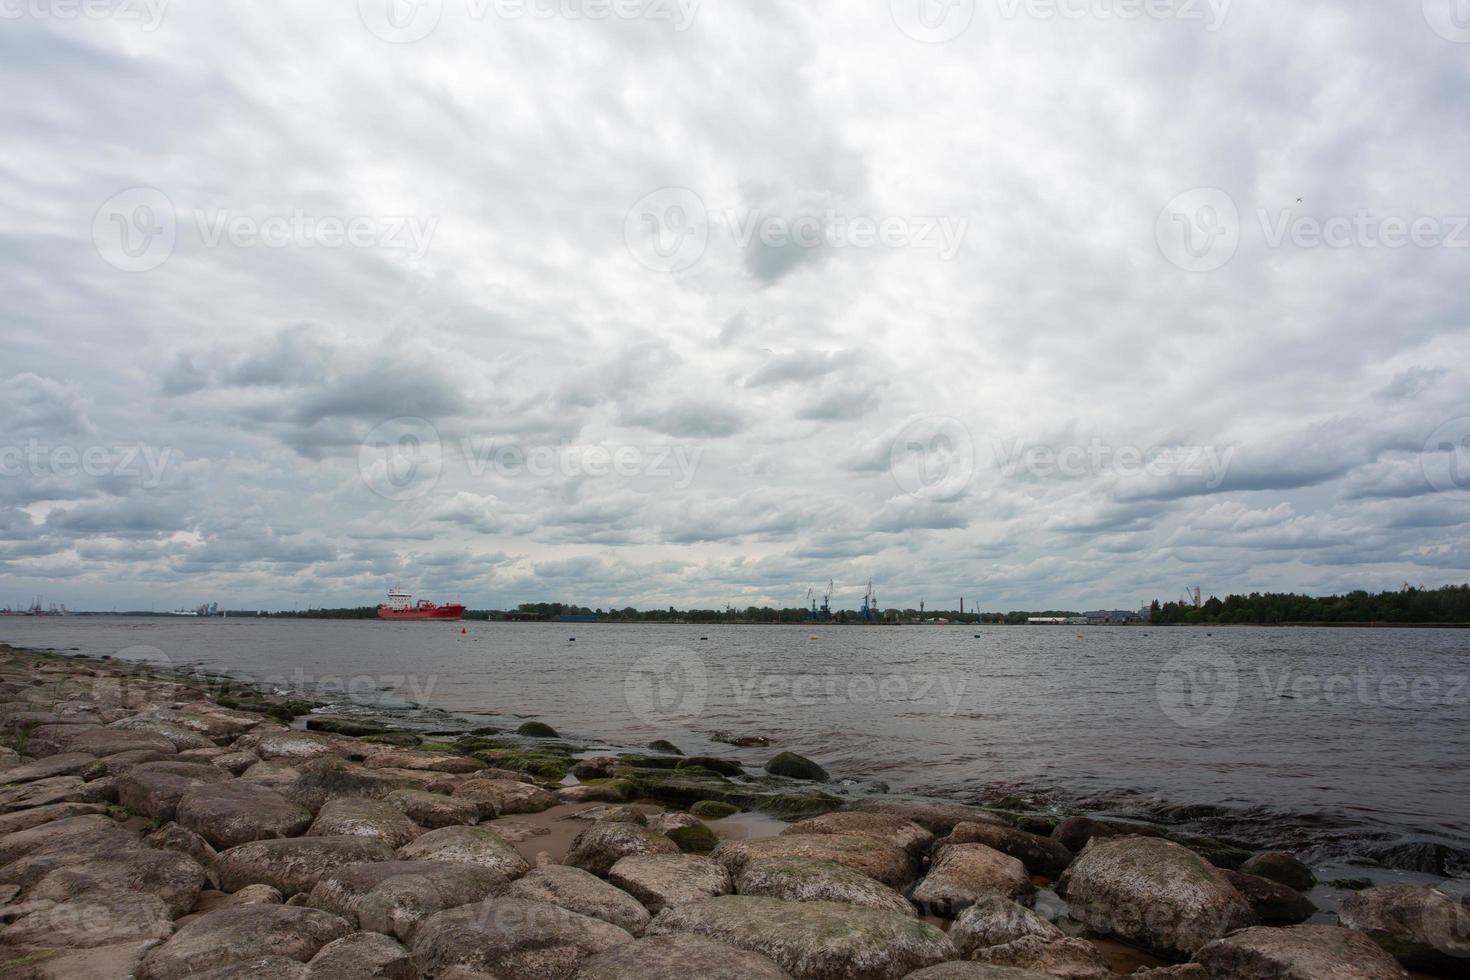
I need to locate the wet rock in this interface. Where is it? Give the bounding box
[647,895,955,980]
[763,752,828,782]
[714,834,915,890]
[306,859,510,942]
[386,789,481,828]
[948,894,1065,955]
[1057,836,1255,958]
[452,778,558,817]
[177,781,313,849]
[397,826,531,880]
[850,798,1008,835]
[573,757,621,780]
[304,717,393,737]
[0,890,174,948]
[646,811,701,836]
[574,932,793,980]
[571,804,647,825]
[29,847,206,918]
[364,750,485,774]
[306,931,415,979]
[969,935,1111,979]
[1223,869,1316,925]
[942,821,1074,878]
[567,822,681,877]
[137,903,352,980]
[691,800,738,819]
[608,854,731,913]
[1050,816,1162,854]
[1236,851,1316,893]
[646,740,683,755]
[678,757,745,777]
[783,811,934,861]
[215,836,396,896]
[912,843,1034,916]
[117,761,232,822]
[1339,884,1470,973]
[517,721,560,738]
[559,783,636,804]
[409,896,634,978]
[511,864,653,936]
[1193,924,1411,979]
[732,857,915,917]
[307,797,421,849]
[1370,841,1470,878]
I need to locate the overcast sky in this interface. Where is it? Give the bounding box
[2,0,1468,613]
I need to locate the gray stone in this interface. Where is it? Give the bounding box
[647,895,955,980]
[949,894,1065,955]
[1193,924,1412,979]
[307,797,422,849]
[364,750,485,774]
[138,903,352,980]
[849,799,1008,835]
[215,836,397,896]
[1223,869,1316,925]
[573,932,793,980]
[567,822,681,877]
[732,857,914,918]
[409,896,635,978]
[307,931,416,979]
[783,812,934,861]
[714,834,914,889]
[512,864,653,936]
[385,788,482,828]
[397,825,531,879]
[117,762,232,822]
[911,843,1034,916]
[0,890,173,948]
[969,936,1111,979]
[608,854,731,913]
[1238,851,1316,893]
[902,965,1057,980]
[305,859,510,942]
[452,778,558,818]
[28,847,207,917]
[942,821,1074,878]
[177,780,314,849]
[1339,884,1470,973]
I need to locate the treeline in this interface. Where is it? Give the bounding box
[1149,584,1470,625]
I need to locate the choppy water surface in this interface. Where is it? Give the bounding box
[7,618,1468,875]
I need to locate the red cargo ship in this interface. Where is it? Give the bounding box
[377,589,466,621]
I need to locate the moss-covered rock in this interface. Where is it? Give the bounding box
[762,752,828,782]
[304,717,393,738]
[360,731,423,748]
[646,740,683,755]
[516,720,559,738]
[666,822,720,854]
[690,800,739,819]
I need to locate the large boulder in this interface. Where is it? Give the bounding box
[949,895,1065,956]
[305,859,510,942]
[386,789,482,828]
[969,935,1111,978]
[782,812,934,861]
[1051,815,1163,853]
[397,825,531,880]
[567,822,681,877]
[763,752,828,782]
[1222,869,1316,925]
[0,775,89,812]
[942,822,1073,878]
[0,814,138,889]
[713,834,914,889]
[733,857,915,917]
[1193,924,1412,979]
[214,836,396,896]
[177,780,313,849]
[911,843,1034,916]
[452,779,558,818]
[512,864,653,936]
[849,799,1008,835]
[115,761,232,821]
[285,758,411,813]
[247,732,338,763]
[0,801,109,836]
[902,966,1058,980]
[409,896,635,978]
[365,750,485,774]
[1339,884,1470,973]
[307,931,416,979]
[608,854,732,913]
[1238,851,1316,893]
[27,847,207,917]
[137,903,352,980]
[573,932,793,980]
[307,797,422,849]
[647,895,955,980]
[0,752,97,784]
[0,890,174,948]
[1057,836,1256,958]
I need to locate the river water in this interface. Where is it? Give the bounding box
[5,617,1467,877]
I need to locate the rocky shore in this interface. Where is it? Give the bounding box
[1,645,1465,979]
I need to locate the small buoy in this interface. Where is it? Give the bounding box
[569,637,576,642]
[810,635,819,640]
[461,628,467,635]
[700,637,708,641]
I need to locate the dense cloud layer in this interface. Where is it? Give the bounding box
[1,0,1467,612]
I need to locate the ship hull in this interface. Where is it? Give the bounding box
[377,605,465,621]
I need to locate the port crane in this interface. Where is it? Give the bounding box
[860,580,878,622]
